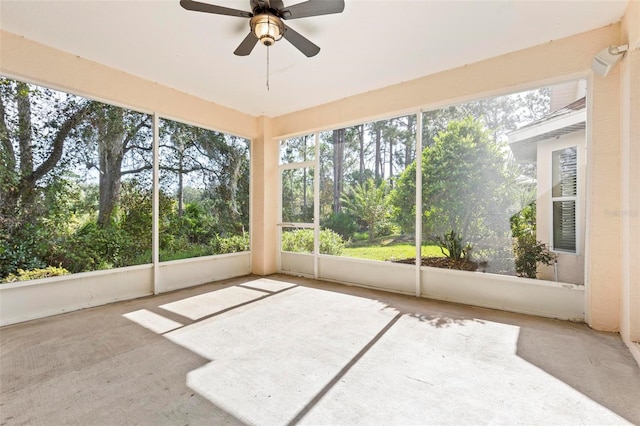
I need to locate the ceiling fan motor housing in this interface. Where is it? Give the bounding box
[250,14,285,46]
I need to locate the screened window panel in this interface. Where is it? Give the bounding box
[281,167,314,223]
[280,135,315,164]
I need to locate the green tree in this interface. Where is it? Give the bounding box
[393,117,514,252]
[0,79,91,277]
[342,178,391,243]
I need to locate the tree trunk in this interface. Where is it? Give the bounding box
[303,135,308,211]
[358,124,364,184]
[0,83,89,224]
[388,132,393,184]
[16,83,34,179]
[173,129,186,217]
[96,106,125,227]
[405,115,415,167]
[223,147,244,222]
[374,126,381,180]
[332,128,345,214]
[177,156,184,216]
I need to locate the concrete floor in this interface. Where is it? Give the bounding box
[1,274,639,426]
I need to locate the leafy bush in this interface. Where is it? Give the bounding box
[341,178,391,244]
[0,235,46,279]
[435,230,472,260]
[513,234,556,278]
[51,221,130,273]
[322,212,357,240]
[3,266,70,283]
[319,229,346,255]
[510,202,555,279]
[212,233,250,254]
[282,229,344,256]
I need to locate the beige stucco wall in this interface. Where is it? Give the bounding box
[271,25,619,137]
[536,131,586,285]
[250,117,278,275]
[0,30,258,139]
[620,0,640,347]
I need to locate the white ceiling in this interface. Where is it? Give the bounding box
[0,0,629,117]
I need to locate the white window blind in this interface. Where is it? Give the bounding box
[551,147,577,252]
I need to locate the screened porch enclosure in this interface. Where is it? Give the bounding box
[0,1,638,367]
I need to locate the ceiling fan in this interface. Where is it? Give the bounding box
[180,0,345,57]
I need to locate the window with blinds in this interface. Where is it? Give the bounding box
[551,147,577,252]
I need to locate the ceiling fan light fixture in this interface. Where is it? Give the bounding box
[250,14,284,46]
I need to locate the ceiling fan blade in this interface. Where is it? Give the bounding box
[270,0,284,10]
[278,0,344,20]
[234,32,259,56]
[282,24,320,57]
[180,0,252,18]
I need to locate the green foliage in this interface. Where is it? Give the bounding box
[510,202,556,278]
[282,229,345,256]
[393,117,513,248]
[118,180,153,258]
[1,77,253,282]
[435,230,472,260]
[341,178,391,244]
[513,235,556,278]
[51,221,128,272]
[3,266,70,283]
[322,212,357,240]
[0,226,47,279]
[178,201,218,244]
[510,202,536,240]
[212,233,250,254]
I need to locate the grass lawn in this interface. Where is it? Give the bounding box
[342,242,444,262]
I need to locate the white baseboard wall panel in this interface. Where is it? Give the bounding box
[157,252,251,293]
[421,267,585,321]
[0,265,153,326]
[318,256,415,295]
[278,254,584,322]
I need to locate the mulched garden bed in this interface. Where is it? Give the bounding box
[392,257,479,271]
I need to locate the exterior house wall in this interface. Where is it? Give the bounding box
[587,60,622,332]
[536,131,586,285]
[620,0,640,361]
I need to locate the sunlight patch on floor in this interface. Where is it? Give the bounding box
[159,285,267,320]
[240,278,297,293]
[121,278,630,425]
[166,285,397,425]
[122,309,183,334]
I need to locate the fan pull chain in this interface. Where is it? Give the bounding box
[266,45,270,91]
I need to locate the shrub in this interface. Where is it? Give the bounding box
[510,202,556,279]
[51,221,129,273]
[513,234,556,278]
[212,233,250,254]
[322,212,357,240]
[282,229,344,256]
[435,230,472,260]
[3,266,70,283]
